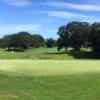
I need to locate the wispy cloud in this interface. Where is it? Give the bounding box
[43,1,100,11]
[33,10,100,23]
[2,0,31,7]
[0,24,41,36]
[48,11,100,23]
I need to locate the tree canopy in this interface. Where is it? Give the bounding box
[46,38,56,48]
[57,21,100,53]
[0,32,45,51]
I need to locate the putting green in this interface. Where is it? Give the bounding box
[0,60,100,76]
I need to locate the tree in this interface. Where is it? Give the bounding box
[90,23,100,52]
[56,38,64,51]
[2,32,33,51]
[17,31,32,49]
[31,34,45,48]
[46,38,56,48]
[57,25,70,51]
[67,22,89,52]
[5,34,19,50]
[0,32,45,51]
[57,21,89,52]
[4,34,28,50]
[0,37,9,48]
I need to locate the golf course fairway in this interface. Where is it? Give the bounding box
[0,60,100,100]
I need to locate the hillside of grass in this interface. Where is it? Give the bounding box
[0,48,73,59]
[0,60,100,100]
[0,47,100,59]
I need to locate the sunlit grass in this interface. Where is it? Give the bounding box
[0,60,100,100]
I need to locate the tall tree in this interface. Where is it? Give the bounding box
[31,34,45,48]
[67,21,89,52]
[57,21,89,52]
[57,25,70,51]
[90,23,100,52]
[1,32,45,50]
[46,38,56,48]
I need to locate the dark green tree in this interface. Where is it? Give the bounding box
[46,38,56,48]
[31,34,45,48]
[57,21,89,52]
[17,31,32,48]
[67,21,89,52]
[2,32,33,51]
[90,23,100,52]
[57,25,70,51]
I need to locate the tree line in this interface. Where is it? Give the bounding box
[0,21,100,53]
[57,21,100,53]
[0,32,56,51]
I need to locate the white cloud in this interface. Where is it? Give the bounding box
[33,10,100,23]
[44,1,100,11]
[0,24,41,36]
[47,11,100,23]
[48,11,77,18]
[3,0,30,7]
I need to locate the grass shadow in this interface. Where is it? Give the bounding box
[67,51,100,59]
[44,52,68,55]
[6,48,26,52]
[44,51,100,59]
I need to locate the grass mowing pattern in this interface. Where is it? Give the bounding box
[0,60,100,100]
[0,71,100,100]
[0,60,100,76]
[0,48,75,59]
[0,48,100,59]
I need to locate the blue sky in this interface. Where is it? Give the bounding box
[0,0,100,38]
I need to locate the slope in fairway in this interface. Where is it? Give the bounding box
[0,60,100,100]
[0,60,100,76]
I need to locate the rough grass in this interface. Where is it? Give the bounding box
[0,48,77,59]
[0,60,100,100]
[0,47,100,59]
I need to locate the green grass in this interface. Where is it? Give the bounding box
[0,60,100,100]
[0,47,99,59]
[0,48,74,59]
[0,47,100,99]
[1,60,100,76]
